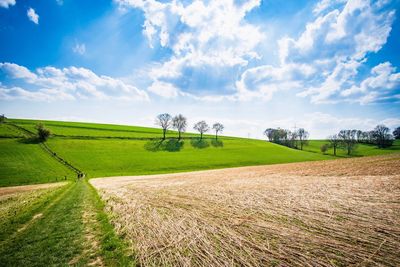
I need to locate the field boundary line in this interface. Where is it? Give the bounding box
[6,122,85,177]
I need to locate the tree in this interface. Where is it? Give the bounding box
[372,124,393,148]
[320,144,329,154]
[297,128,309,150]
[338,130,357,155]
[328,134,340,156]
[36,123,51,142]
[193,121,209,140]
[212,123,224,140]
[394,126,400,140]
[172,114,187,140]
[0,114,5,123]
[263,128,275,141]
[156,113,172,139]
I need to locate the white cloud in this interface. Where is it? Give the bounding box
[72,43,86,55]
[27,7,39,24]
[0,62,149,102]
[0,0,15,8]
[237,0,396,104]
[147,81,179,98]
[116,0,264,98]
[340,62,400,104]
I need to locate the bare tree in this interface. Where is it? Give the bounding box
[297,128,309,150]
[212,123,224,140]
[338,130,357,155]
[394,126,400,140]
[263,128,275,141]
[372,124,393,148]
[172,114,187,140]
[0,114,5,123]
[328,134,340,156]
[156,113,172,139]
[194,121,209,140]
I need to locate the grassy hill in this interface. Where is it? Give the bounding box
[1,118,399,186]
[0,118,329,185]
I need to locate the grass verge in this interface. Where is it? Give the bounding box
[0,180,133,266]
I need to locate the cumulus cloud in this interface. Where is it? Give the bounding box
[340,62,400,104]
[116,0,397,104]
[237,0,397,104]
[0,0,15,8]
[72,43,86,55]
[116,0,264,98]
[0,62,149,101]
[27,7,39,24]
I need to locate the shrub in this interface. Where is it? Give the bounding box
[36,123,51,142]
[320,144,329,154]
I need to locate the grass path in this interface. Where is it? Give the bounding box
[0,180,132,266]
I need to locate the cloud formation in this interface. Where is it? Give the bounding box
[0,63,149,101]
[0,0,15,8]
[27,7,39,24]
[238,0,398,104]
[116,0,398,105]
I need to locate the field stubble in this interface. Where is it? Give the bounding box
[92,154,400,266]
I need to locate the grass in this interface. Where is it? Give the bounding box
[304,139,400,157]
[9,118,211,139]
[0,180,132,266]
[0,123,24,137]
[92,154,400,266]
[47,138,329,178]
[0,138,75,187]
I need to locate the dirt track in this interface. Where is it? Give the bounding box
[91,154,400,266]
[0,182,68,198]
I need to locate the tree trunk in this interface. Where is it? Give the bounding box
[200,132,203,140]
[333,145,336,156]
[178,131,181,140]
[215,131,218,140]
[163,129,166,139]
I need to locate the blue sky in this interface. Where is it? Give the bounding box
[0,0,399,138]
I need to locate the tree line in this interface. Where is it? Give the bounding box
[327,125,397,155]
[263,128,309,150]
[264,124,400,156]
[156,113,224,140]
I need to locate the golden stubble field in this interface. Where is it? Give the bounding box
[91,154,400,266]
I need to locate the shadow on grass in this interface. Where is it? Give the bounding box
[144,138,184,152]
[190,138,210,149]
[211,139,224,147]
[18,137,40,144]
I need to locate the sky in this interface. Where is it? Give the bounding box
[0,0,399,139]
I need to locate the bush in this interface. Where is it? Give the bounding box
[320,144,329,154]
[36,123,51,142]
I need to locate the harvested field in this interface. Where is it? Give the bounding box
[91,154,400,266]
[0,182,68,198]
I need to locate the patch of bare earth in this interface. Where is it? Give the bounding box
[0,182,68,199]
[91,154,400,266]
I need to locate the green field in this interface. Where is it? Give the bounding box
[47,138,328,178]
[1,118,332,185]
[2,119,400,185]
[0,139,75,186]
[304,139,400,157]
[9,118,210,139]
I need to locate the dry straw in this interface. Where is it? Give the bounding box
[92,154,400,266]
